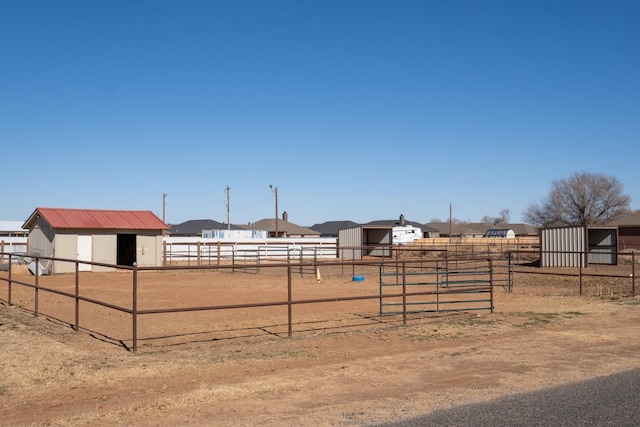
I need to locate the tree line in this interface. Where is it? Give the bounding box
[431,172,632,228]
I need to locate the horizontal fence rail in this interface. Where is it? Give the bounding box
[1,248,637,353]
[162,238,338,265]
[1,252,499,352]
[379,259,494,316]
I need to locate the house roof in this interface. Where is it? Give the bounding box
[426,222,538,236]
[364,219,440,233]
[246,219,320,236]
[607,211,640,226]
[426,222,486,236]
[505,223,539,236]
[23,208,169,231]
[169,219,244,235]
[364,219,421,228]
[309,221,360,236]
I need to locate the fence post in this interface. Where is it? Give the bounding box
[402,261,407,326]
[579,250,583,296]
[132,262,138,353]
[7,253,12,305]
[34,257,39,317]
[489,258,494,313]
[232,247,236,272]
[510,251,515,292]
[287,264,292,337]
[217,241,221,270]
[395,249,400,285]
[632,250,636,298]
[162,240,167,266]
[75,261,80,332]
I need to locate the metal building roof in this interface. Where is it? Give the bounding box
[23,207,169,230]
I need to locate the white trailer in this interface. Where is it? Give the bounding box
[392,226,423,245]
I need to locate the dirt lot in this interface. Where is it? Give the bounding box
[1,263,639,426]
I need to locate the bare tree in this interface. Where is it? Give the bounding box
[481,209,511,225]
[498,208,511,224]
[523,172,631,227]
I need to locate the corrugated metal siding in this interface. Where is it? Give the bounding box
[338,226,363,259]
[540,226,585,267]
[587,228,617,264]
[366,228,392,257]
[33,208,168,230]
[541,226,618,267]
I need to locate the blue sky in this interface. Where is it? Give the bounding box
[2,1,639,227]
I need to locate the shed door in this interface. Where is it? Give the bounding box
[117,234,137,266]
[77,235,92,271]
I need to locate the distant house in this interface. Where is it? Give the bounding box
[607,211,640,251]
[364,215,439,238]
[0,221,28,237]
[246,212,320,238]
[503,223,539,237]
[23,207,169,273]
[309,220,359,238]
[170,219,244,237]
[426,222,537,238]
[426,222,487,238]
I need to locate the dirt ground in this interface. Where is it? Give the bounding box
[1,264,639,426]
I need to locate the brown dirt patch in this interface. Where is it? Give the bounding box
[1,265,639,426]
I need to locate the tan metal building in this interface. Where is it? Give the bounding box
[23,207,169,273]
[540,225,618,267]
[338,225,393,259]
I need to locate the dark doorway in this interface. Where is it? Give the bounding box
[117,234,136,266]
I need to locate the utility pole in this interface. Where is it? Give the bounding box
[449,202,452,244]
[162,193,167,223]
[269,185,278,238]
[225,186,230,231]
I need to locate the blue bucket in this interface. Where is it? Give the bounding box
[352,275,365,282]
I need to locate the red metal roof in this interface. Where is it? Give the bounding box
[25,208,169,230]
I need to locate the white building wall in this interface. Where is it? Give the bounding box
[93,234,117,272]
[137,234,163,267]
[53,233,79,273]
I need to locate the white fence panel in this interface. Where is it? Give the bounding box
[0,237,28,261]
[163,237,337,262]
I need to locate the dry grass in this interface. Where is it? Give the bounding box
[1,261,640,426]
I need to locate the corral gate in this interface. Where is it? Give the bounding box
[379,258,495,315]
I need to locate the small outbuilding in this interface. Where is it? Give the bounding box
[23,207,169,273]
[540,225,618,267]
[338,225,393,259]
[484,229,515,238]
